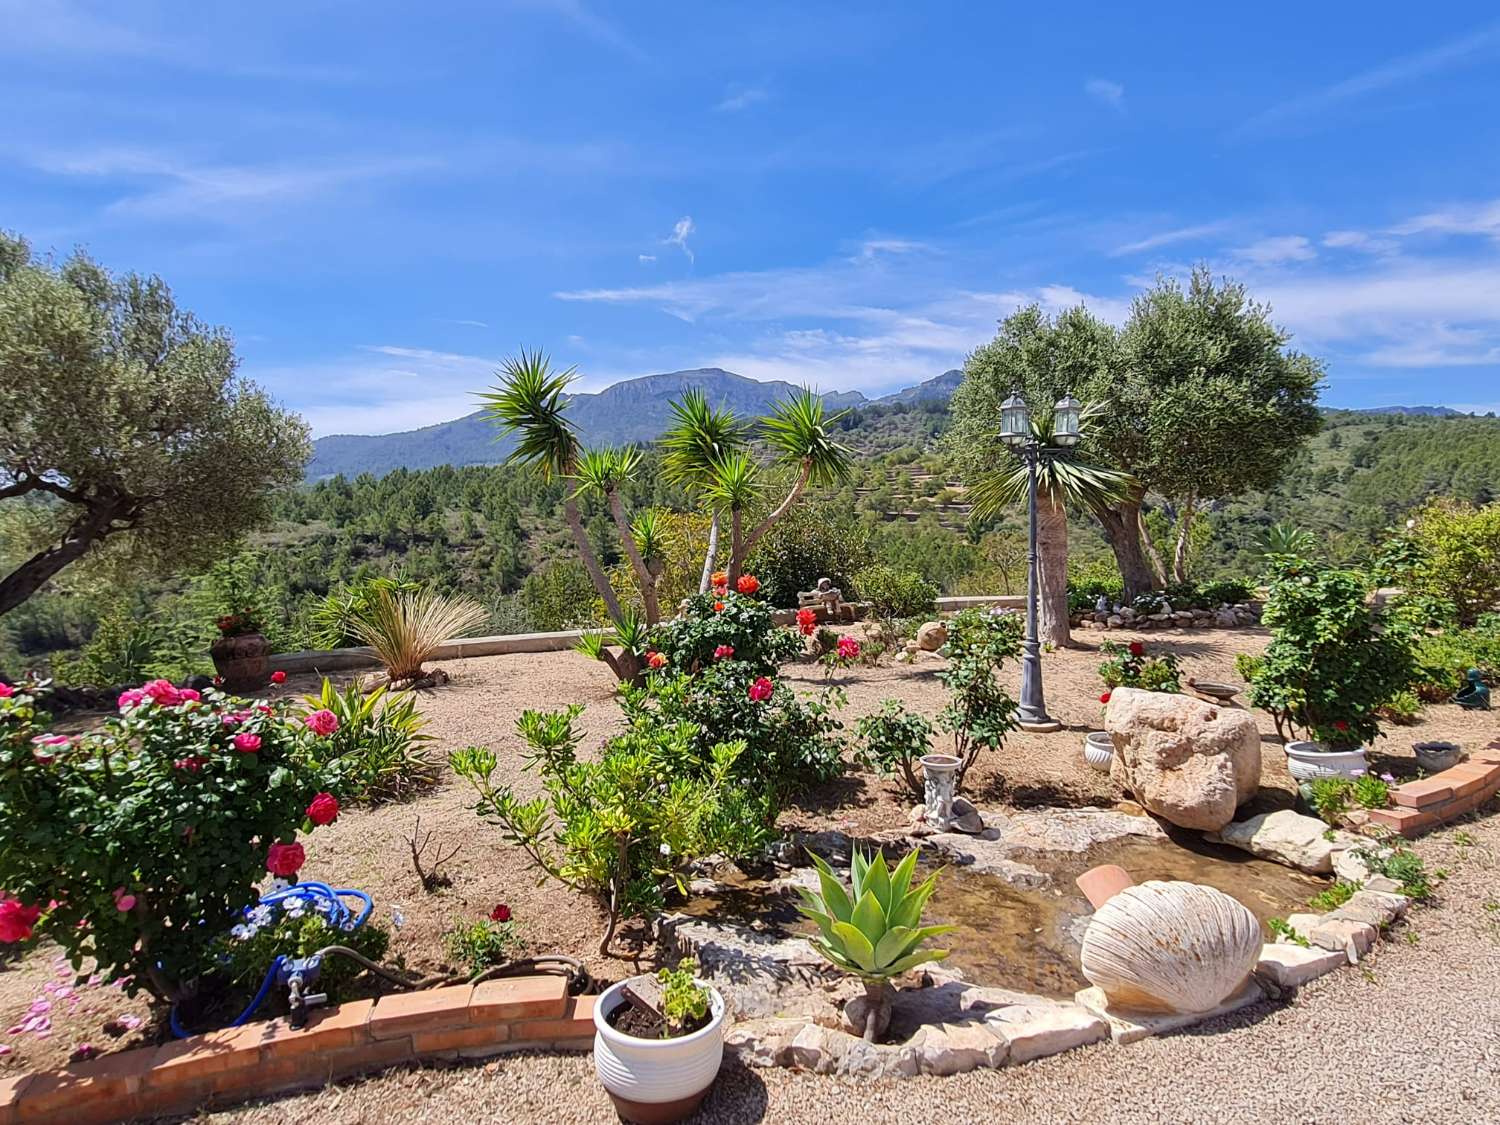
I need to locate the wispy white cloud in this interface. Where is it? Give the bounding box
[1110,221,1231,256]
[638,253,657,264]
[1084,78,1125,111]
[1388,199,1500,239]
[665,216,695,263]
[716,85,770,113]
[1322,230,1398,254]
[447,319,490,329]
[1231,235,1317,265]
[515,0,647,61]
[852,238,931,261]
[1237,20,1500,136]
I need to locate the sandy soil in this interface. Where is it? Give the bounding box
[2,625,1495,1080]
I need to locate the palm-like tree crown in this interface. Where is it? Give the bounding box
[662,389,745,492]
[969,401,1134,521]
[476,349,579,480]
[703,450,760,513]
[760,389,854,486]
[572,445,642,496]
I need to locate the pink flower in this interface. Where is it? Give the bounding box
[177,688,201,704]
[265,842,306,878]
[233,732,262,753]
[270,670,287,684]
[0,683,12,698]
[173,756,206,772]
[141,679,182,707]
[836,636,860,659]
[0,900,41,943]
[713,644,735,660]
[112,889,136,913]
[303,709,339,737]
[30,735,67,764]
[748,676,774,703]
[305,792,340,826]
[220,713,242,727]
[116,689,145,711]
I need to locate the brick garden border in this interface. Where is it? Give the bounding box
[1365,740,1500,838]
[0,975,592,1125]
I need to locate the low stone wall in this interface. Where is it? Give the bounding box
[1365,741,1500,838]
[269,596,1028,675]
[0,976,593,1125]
[1072,601,1263,632]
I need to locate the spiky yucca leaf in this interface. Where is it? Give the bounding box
[759,388,853,485]
[477,349,579,480]
[662,389,746,493]
[796,846,954,981]
[354,587,489,683]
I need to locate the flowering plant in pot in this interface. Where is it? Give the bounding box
[0,677,345,1007]
[593,959,726,1124]
[1248,563,1415,780]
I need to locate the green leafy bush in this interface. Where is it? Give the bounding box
[215,905,389,1004]
[1377,690,1423,725]
[303,678,438,803]
[657,959,711,1037]
[1234,652,1264,685]
[1098,640,1182,694]
[936,608,1021,785]
[1066,559,1124,615]
[649,590,798,677]
[1305,773,1390,824]
[451,708,771,955]
[854,564,938,620]
[443,908,520,975]
[1198,579,1255,606]
[855,699,935,799]
[0,679,346,1002]
[746,502,873,609]
[1362,847,1433,900]
[308,576,421,649]
[55,605,207,687]
[1394,498,1500,626]
[1248,562,1415,747]
[1408,620,1500,701]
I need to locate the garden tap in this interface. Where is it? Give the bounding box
[278,955,327,1028]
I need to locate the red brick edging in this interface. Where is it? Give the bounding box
[1366,739,1500,838]
[0,975,594,1125]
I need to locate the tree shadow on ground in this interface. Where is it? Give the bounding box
[972,774,1111,809]
[786,770,879,817]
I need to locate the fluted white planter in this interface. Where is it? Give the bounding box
[1284,740,1367,781]
[593,979,725,1124]
[1083,731,1114,773]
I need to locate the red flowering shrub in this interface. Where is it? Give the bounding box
[265,842,306,878]
[0,679,346,1003]
[305,792,341,826]
[736,574,761,596]
[748,676,775,702]
[796,608,818,636]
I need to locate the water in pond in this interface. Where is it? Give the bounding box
[681,827,1326,1000]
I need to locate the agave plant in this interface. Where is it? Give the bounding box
[353,586,488,686]
[796,847,955,1042]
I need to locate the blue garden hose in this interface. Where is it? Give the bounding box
[168,883,374,1037]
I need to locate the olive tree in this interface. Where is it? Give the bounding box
[0,234,310,617]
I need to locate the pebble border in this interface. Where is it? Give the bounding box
[0,976,593,1125]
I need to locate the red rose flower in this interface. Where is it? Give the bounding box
[1332,720,1349,732]
[305,792,340,826]
[1099,692,1112,704]
[1128,641,1145,657]
[736,575,760,595]
[714,601,725,612]
[713,644,735,660]
[646,651,667,670]
[0,899,42,943]
[836,636,860,659]
[748,676,774,702]
[490,903,511,923]
[796,608,818,636]
[265,842,306,878]
[270,670,287,684]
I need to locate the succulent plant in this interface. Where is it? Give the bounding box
[796,847,955,1041]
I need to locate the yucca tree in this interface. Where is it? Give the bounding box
[573,445,661,623]
[701,450,761,583]
[969,404,1133,646]
[661,389,746,593]
[354,586,489,686]
[721,389,854,581]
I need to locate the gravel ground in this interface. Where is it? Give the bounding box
[205,801,1500,1124]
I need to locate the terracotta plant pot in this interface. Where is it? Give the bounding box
[210,633,271,692]
[593,979,725,1124]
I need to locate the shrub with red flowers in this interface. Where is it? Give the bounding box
[1098,640,1182,694]
[443,905,521,975]
[796,607,818,636]
[0,678,347,1003]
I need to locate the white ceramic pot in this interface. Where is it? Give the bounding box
[1084,731,1114,773]
[593,979,726,1124]
[1284,740,1367,781]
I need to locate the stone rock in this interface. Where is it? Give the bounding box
[1107,614,1123,628]
[1075,978,1264,1045]
[985,1002,1109,1063]
[1120,607,1137,621]
[1328,889,1408,928]
[1254,943,1347,988]
[1362,874,1403,895]
[908,1022,1008,1075]
[1079,880,1263,1014]
[916,621,948,651]
[950,796,984,834]
[1207,809,1361,874]
[1307,916,1377,963]
[1148,613,1171,623]
[725,1018,805,1067]
[1280,912,1321,943]
[1105,687,1261,831]
[1213,608,1239,628]
[1332,849,1372,883]
[664,917,851,1019]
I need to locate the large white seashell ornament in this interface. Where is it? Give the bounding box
[1079,879,1261,1014]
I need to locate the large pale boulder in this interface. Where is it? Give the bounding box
[915,620,948,651]
[1105,687,1260,831]
[1207,809,1361,874]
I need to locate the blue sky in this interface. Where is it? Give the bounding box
[5,2,1500,435]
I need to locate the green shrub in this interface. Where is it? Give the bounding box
[303,678,438,803]
[855,699,935,799]
[308,576,421,649]
[55,605,207,687]
[1099,640,1182,694]
[1409,622,1500,701]
[1377,690,1423,725]
[1199,579,1254,605]
[215,907,389,1005]
[1363,847,1433,900]
[443,910,520,975]
[1308,880,1359,912]
[0,679,347,1002]
[745,501,872,608]
[1249,562,1415,746]
[936,608,1021,785]
[649,590,798,678]
[1396,498,1500,627]
[1234,652,1264,685]
[854,564,938,620]
[1066,560,1124,614]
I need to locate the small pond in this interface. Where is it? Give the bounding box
[682,825,1326,999]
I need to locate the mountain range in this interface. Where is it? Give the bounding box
[306,367,962,479]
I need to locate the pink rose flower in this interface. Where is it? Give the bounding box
[141,679,182,707]
[0,900,41,944]
[836,636,860,659]
[0,683,12,698]
[112,889,136,913]
[220,713,241,727]
[117,689,145,711]
[177,688,201,704]
[233,732,262,753]
[265,842,306,878]
[303,709,339,737]
[713,644,735,660]
[305,792,340,826]
[748,676,774,702]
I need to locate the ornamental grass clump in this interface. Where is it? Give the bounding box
[797,847,954,1042]
[0,678,346,1003]
[353,586,488,686]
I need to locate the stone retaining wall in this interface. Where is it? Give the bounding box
[1072,602,1264,632]
[0,976,593,1125]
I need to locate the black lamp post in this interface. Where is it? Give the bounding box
[999,390,1081,732]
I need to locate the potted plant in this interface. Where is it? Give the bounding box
[210,611,271,691]
[1248,563,1415,781]
[1089,643,1181,772]
[592,960,726,1124]
[796,847,954,1041]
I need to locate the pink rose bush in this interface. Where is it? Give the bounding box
[0,678,347,1005]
